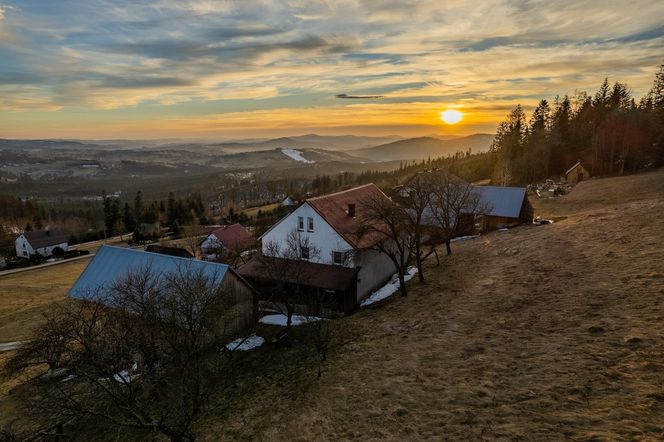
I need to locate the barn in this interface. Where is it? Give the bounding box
[15,229,68,259]
[69,245,256,336]
[474,186,534,231]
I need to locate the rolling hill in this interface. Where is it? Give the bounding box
[350,134,494,162]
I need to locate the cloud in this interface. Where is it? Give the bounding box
[0,0,662,138]
[335,94,384,99]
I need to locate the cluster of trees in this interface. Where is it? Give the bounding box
[359,169,489,296]
[492,66,664,185]
[102,191,208,239]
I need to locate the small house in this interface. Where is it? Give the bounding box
[474,186,533,231]
[281,196,299,208]
[240,183,395,313]
[565,161,590,184]
[69,245,256,336]
[200,224,254,257]
[15,229,68,259]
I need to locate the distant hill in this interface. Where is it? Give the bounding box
[350,134,494,162]
[208,134,403,153]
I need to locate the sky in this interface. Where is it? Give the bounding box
[0,0,663,140]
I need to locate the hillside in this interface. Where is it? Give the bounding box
[350,134,494,162]
[207,169,664,439]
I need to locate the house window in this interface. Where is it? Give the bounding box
[300,246,310,260]
[307,217,314,232]
[297,216,304,231]
[333,251,345,265]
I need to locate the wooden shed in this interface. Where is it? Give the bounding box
[565,161,590,184]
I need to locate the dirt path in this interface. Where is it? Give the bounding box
[215,170,664,441]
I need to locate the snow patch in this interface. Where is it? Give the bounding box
[225,334,265,351]
[360,266,418,307]
[259,314,322,326]
[451,235,479,243]
[281,149,315,163]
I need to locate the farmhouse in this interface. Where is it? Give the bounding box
[565,161,590,184]
[14,229,68,259]
[69,245,256,336]
[239,183,395,313]
[474,186,534,231]
[200,224,254,258]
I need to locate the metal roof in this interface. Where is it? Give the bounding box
[473,186,526,218]
[69,245,230,300]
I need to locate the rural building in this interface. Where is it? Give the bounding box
[565,161,590,184]
[281,196,299,208]
[145,244,194,258]
[14,229,69,259]
[69,245,256,336]
[474,186,534,231]
[200,224,254,258]
[240,183,395,313]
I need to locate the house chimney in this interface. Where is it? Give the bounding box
[348,203,356,217]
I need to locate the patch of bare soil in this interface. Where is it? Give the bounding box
[212,170,664,440]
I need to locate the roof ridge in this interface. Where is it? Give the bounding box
[101,245,230,269]
[307,183,376,201]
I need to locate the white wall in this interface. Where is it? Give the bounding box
[261,203,353,266]
[14,235,68,259]
[354,249,397,300]
[14,235,34,259]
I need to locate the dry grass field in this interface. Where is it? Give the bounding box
[0,258,90,343]
[204,169,664,440]
[1,169,663,440]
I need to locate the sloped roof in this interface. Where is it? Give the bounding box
[565,161,582,176]
[20,229,68,249]
[145,244,194,258]
[209,224,254,252]
[307,183,390,249]
[238,256,358,292]
[69,245,231,299]
[473,186,527,218]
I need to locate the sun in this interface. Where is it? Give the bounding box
[440,109,462,124]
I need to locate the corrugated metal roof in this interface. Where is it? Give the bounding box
[69,245,230,300]
[474,186,526,218]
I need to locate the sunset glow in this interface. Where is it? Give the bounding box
[0,1,662,139]
[441,110,462,125]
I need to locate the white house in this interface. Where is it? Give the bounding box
[200,224,254,257]
[15,229,69,259]
[239,184,395,312]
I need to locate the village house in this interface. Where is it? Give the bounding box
[200,223,255,259]
[239,184,395,313]
[69,245,256,336]
[565,161,590,184]
[280,195,299,208]
[474,186,534,231]
[145,244,194,258]
[14,229,69,259]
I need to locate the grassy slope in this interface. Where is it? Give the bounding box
[204,169,664,440]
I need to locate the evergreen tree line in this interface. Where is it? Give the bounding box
[491,66,664,185]
[104,190,207,238]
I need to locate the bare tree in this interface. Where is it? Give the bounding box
[358,193,414,297]
[3,265,246,442]
[427,169,491,255]
[260,229,321,331]
[394,172,439,282]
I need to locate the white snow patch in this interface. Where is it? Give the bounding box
[360,266,418,307]
[259,314,322,326]
[225,334,265,351]
[451,235,479,243]
[497,228,509,232]
[281,149,315,163]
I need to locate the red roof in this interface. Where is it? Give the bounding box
[307,183,390,249]
[210,224,254,252]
